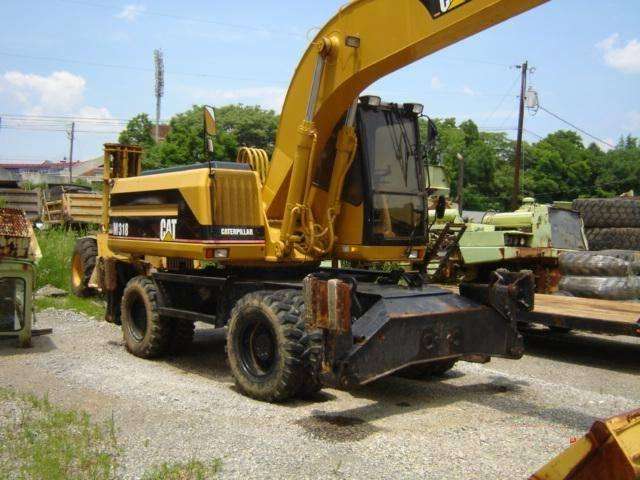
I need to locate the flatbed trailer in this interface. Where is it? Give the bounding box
[440,285,640,338]
[523,293,640,337]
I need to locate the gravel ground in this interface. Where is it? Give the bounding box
[1,309,638,479]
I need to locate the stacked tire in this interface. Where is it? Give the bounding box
[558,250,640,301]
[572,197,640,250]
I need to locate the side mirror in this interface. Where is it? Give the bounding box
[436,195,446,219]
[204,106,216,154]
[204,106,217,136]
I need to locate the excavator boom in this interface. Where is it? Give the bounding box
[264,0,549,219]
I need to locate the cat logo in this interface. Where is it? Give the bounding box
[421,0,472,18]
[160,218,177,241]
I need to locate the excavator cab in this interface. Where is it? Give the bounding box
[355,97,426,244]
[319,97,429,261]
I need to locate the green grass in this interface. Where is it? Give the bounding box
[141,459,222,480]
[0,388,222,480]
[0,388,121,480]
[36,296,106,319]
[34,228,107,318]
[35,228,85,290]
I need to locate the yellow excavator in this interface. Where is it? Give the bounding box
[72,0,548,402]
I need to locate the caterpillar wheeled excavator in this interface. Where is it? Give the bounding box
[73,0,548,402]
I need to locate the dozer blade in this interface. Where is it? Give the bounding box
[304,270,534,388]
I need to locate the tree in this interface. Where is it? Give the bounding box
[215,105,279,155]
[118,114,155,149]
[120,105,640,210]
[122,105,280,169]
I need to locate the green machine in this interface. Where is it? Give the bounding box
[425,171,588,292]
[0,209,42,347]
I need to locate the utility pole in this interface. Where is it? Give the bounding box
[456,153,464,213]
[154,49,165,142]
[512,61,528,210]
[67,121,75,183]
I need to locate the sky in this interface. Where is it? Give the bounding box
[0,0,639,164]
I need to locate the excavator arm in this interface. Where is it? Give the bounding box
[264,0,549,257]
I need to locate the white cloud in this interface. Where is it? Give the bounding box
[2,70,86,114]
[596,33,640,74]
[116,4,146,22]
[0,70,112,120]
[462,85,476,96]
[430,75,442,90]
[184,85,287,112]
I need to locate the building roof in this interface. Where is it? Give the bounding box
[0,160,80,171]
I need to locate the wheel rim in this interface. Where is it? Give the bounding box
[238,311,278,380]
[128,293,148,342]
[71,253,83,288]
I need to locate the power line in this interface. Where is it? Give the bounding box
[0,125,120,134]
[436,56,512,68]
[0,52,291,84]
[53,0,306,38]
[1,114,131,123]
[538,106,615,149]
[524,128,544,140]
[484,74,520,123]
[0,50,524,88]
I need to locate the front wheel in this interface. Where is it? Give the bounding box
[226,290,314,402]
[121,276,170,358]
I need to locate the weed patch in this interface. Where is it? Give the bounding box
[35,229,85,290]
[141,458,222,480]
[36,296,106,320]
[0,388,121,480]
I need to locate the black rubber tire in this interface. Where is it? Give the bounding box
[226,290,320,402]
[396,359,458,380]
[169,320,195,353]
[558,275,640,301]
[70,237,98,297]
[585,228,640,251]
[121,276,170,358]
[269,290,323,398]
[559,251,637,276]
[573,198,640,228]
[597,250,640,263]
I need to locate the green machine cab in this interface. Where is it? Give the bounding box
[0,209,41,347]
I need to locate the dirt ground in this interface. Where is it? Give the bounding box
[1,309,638,479]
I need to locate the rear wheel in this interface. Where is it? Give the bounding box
[396,359,458,379]
[71,237,97,297]
[226,290,318,402]
[121,276,170,358]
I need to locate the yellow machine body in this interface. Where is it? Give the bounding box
[99,0,548,269]
[78,0,550,406]
[102,0,545,265]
